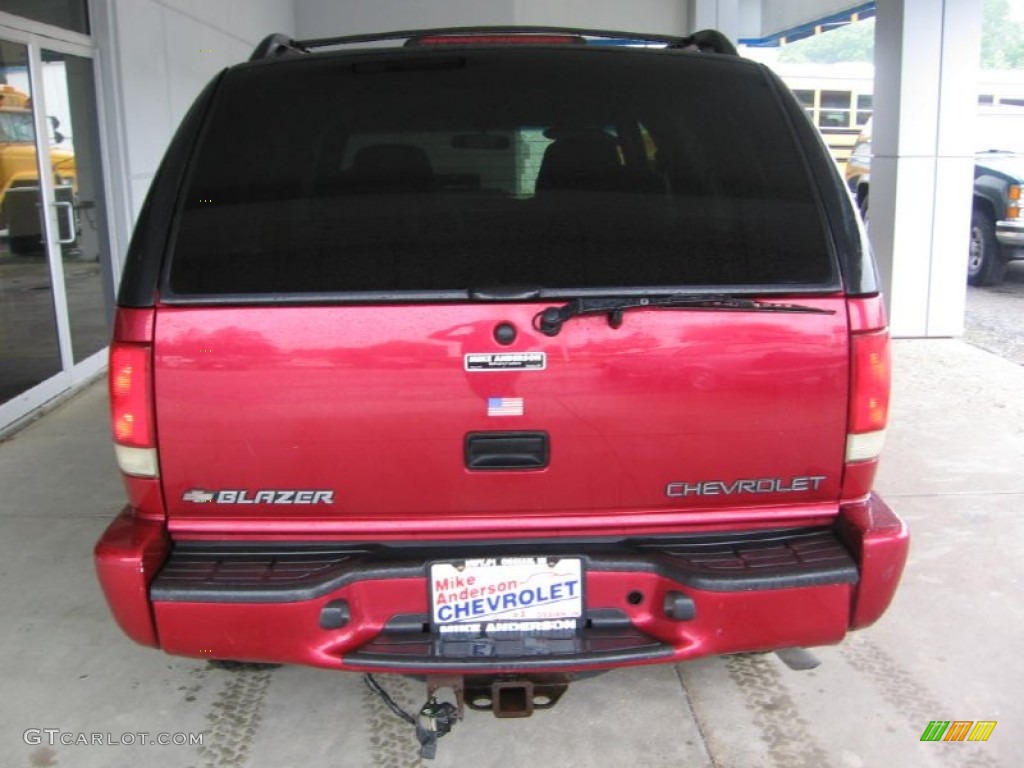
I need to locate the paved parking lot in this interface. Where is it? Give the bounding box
[966,262,1024,364]
[1,337,1020,767]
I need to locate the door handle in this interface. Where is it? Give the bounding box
[54,201,75,244]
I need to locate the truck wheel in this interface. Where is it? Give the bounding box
[968,208,1007,286]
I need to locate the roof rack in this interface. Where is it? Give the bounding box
[248,26,737,61]
[676,29,738,56]
[249,33,307,61]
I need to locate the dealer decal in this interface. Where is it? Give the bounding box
[437,619,578,636]
[430,557,583,625]
[181,489,334,505]
[465,352,546,371]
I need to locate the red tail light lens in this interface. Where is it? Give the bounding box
[844,301,891,498]
[410,34,585,46]
[110,343,154,448]
[849,331,891,435]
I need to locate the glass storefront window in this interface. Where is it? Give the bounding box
[0,39,62,404]
[42,48,113,363]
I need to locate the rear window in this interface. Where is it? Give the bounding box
[168,48,835,297]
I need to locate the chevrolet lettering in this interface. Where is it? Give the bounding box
[665,475,829,498]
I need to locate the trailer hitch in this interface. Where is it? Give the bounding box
[364,674,464,760]
[465,674,571,717]
[365,673,573,759]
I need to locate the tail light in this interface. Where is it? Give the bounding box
[110,344,153,449]
[110,342,157,477]
[844,298,891,498]
[109,309,164,518]
[847,330,891,459]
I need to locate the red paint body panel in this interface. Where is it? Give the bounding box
[846,295,888,333]
[166,505,839,541]
[93,508,169,648]
[120,476,164,522]
[140,496,904,671]
[96,495,908,668]
[838,494,910,629]
[94,296,909,670]
[112,307,155,343]
[154,300,850,532]
[153,578,852,673]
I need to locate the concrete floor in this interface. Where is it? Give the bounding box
[0,339,1020,767]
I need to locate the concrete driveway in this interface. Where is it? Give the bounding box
[0,339,1019,767]
[966,261,1024,364]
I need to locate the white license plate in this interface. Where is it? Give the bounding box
[430,557,583,627]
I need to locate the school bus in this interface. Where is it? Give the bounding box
[773,63,1024,171]
[0,84,77,253]
[772,64,874,171]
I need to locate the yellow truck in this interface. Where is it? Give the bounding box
[0,84,76,254]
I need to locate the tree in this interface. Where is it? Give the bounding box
[981,0,1024,68]
[778,19,873,64]
[777,0,1024,69]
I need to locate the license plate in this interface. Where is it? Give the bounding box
[430,557,583,631]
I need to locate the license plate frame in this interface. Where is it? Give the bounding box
[429,556,584,633]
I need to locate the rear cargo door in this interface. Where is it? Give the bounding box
[153,47,852,531]
[155,299,849,526]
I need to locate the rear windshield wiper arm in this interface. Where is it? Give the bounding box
[534,294,835,336]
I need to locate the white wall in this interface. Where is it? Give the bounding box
[689,0,762,40]
[870,0,982,337]
[93,0,296,261]
[294,0,689,39]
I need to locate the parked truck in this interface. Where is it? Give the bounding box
[95,27,908,757]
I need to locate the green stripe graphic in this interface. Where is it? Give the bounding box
[920,721,950,741]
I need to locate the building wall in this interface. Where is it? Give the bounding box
[92,0,295,264]
[689,0,762,40]
[294,0,689,39]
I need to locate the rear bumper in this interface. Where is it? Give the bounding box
[95,495,907,673]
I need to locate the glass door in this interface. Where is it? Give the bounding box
[0,38,62,407]
[40,47,113,365]
[0,26,113,427]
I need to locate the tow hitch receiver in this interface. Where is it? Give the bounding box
[465,674,571,718]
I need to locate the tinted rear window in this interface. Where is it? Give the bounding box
[168,48,835,297]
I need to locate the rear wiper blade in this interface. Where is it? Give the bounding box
[533,294,835,336]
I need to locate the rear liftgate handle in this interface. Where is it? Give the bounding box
[465,431,549,471]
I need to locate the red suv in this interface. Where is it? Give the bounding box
[96,26,907,729]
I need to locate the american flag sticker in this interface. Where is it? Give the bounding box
[487,397,524,417]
